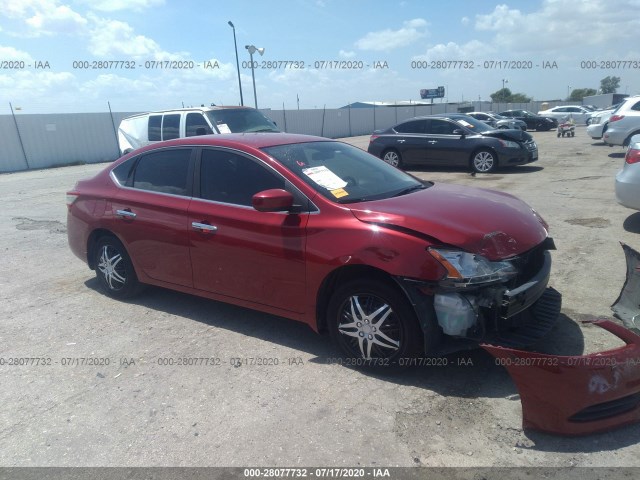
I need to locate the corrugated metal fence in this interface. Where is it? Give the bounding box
[0,101,571,173]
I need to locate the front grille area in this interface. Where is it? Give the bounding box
[506,241,549,288]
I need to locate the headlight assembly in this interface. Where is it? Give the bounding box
[429,248,517,287]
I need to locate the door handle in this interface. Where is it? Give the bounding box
[116,209,136,219]
[428,140,438,144]
[397,139,406,143]
[192,222,218,233]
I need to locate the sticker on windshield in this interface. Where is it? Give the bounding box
[457,119,474,128]
[330,188,349,199]
[302,166,347,190]
[217,123,231,133]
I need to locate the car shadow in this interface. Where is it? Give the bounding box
[609,152,626,159]
[623,212,640,233]
[85,279,640,450]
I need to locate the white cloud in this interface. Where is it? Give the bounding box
[461,16,470,26]
[355,18,428,51]
[87,16,185,59]
[413,40,492,61]
[0,70,76,95]
[339,50,356,58]
[0,0,88,36]
[79,0,165,12]
[0,45,33,61]
[474,1,640,52]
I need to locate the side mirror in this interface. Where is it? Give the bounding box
[195,127,208,136]
[252,189,294,212]
[453,129,465,137]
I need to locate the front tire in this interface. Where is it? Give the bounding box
[471,149,497,173]
[94,236,140,299]
[327,279,424,368]
[382,149,403,168]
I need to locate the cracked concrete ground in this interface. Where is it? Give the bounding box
[1,127,639,467]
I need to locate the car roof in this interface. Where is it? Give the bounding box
[127,133,333,154]
[123,105,258,121]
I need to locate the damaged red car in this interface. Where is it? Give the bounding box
[67,133,561,362]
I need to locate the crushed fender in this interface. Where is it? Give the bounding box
[482,320,640,435]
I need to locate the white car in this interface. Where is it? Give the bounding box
[603,96,640,147]
[117,106,280,155]
[586,109,615,139]
[537,105,593,124]
[615,135,640,210]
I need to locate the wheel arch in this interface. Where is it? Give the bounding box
[315,265,405,334]
[624,130,640,147]
[469,146,499,170]
[87,228,122,270]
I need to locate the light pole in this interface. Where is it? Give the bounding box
[502,78,508,90]
[567,85,571,100]
[245,44,264,109]
[228,21,244,106]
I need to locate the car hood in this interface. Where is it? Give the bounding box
[349,183,548,260]
[482,129,533,142]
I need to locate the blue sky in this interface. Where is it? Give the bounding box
[1,0,639,113]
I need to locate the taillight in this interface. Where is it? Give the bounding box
[66,193,79,207]
[626,148,640,164]
[369,135,379,142]
[609,115,625,123]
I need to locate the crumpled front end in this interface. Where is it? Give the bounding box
[482,320,640,436]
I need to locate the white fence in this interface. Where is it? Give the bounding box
[0,101,574,173]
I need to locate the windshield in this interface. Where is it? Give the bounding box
[205,109,279,133]
[452,116,493,132]
[262,141,426,204]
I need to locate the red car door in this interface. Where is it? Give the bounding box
[111,148,194,287]
[188,148,308,313]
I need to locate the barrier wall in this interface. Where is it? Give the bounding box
[0,101,574,173]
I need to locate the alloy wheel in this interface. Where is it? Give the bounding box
[337,294,401,359]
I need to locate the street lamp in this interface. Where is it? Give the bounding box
[245,44,265,109]
[502,78,508,90]
[567,85,572,99]
[228,21,244,106]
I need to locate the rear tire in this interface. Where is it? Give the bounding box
[94,236,140,299]
[382,149,403,168]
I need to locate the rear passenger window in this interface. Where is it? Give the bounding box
[631,101,640,112]
[133,149,192,196]
[162,114,180,140]
[148,115,162,141]
[395,120,426,134]
[112,158,135,186]
[186,113,213,137]
[200,149,285,206]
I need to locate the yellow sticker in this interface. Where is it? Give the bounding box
[330,188,349,198]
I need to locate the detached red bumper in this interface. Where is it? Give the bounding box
[482,320,640,436]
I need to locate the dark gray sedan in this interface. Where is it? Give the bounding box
[367,114,538,173]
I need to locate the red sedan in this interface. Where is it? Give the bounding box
[67,133,560,367]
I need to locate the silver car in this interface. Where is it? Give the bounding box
[615,134,640,210]
[467,111,527,131]
[604,96,640,147]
